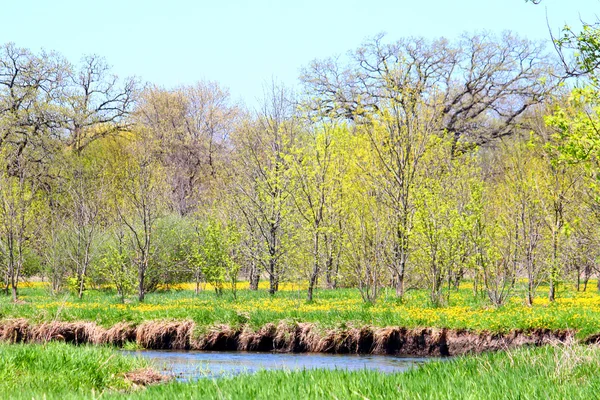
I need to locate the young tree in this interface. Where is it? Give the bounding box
[413,136,476,305]
[61,152,109,298]
[114,133,167,302]
[231,84,297,295]
[290,123,345,301]
[97,227,136,303]
[502,139,546,305]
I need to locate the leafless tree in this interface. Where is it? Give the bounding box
[63,55,137,152]
[301,32,558,153]
[136,82,239,216]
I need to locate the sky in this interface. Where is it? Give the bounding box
[1,0,597,107]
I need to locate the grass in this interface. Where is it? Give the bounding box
[1,338,600,399]
[2,282,598,399]
[0,342,150,400]
[1,280,599,338]
[109,344,600,399]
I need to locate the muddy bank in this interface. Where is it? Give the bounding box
[0,319,582,356]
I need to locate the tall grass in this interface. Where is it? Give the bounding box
[1,342,599,399]
[115,344,600,400]
[0,342,149,400]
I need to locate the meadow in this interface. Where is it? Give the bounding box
[1,280,599,339]
[1,282,599,399]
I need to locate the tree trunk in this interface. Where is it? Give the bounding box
[307,266,319,302]
[138,260,146,302]
[249,260,260,290]
[307,232,320,302]
[11,284,18,303]
[395,270,405,298]
[268,257,277,295]
[78,267,87,299]
[548,229,559,302]
[526,278,534,306]
[194,270,202,295]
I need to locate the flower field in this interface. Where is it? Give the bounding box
[2,281,600,338]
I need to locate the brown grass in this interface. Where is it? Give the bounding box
[29,321,101,344]
[123,368,171,387]
[136,321,194,349]
[0,318,577,356]
[0,318,30,343]
[98,322,137,346]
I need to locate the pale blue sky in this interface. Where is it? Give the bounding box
[1,0,597,107]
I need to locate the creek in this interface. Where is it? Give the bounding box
[123,350,432,381]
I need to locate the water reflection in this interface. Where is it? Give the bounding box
[124,350,430,381]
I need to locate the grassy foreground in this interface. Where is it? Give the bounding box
[1,342,600,399]
[0,342,150,400]
[114,344,600,400]
[2,281,600,337]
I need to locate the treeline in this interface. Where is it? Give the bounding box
[1,31,599,305]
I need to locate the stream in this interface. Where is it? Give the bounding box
[124,350,432,381]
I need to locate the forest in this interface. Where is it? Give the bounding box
[1,26,600,308]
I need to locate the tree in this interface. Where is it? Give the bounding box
[545,88,599,297]
[502,139,546,305]
[290,123,345,301]
[61,148,110,298]
[97,227,136,303]
[114,132,167,302]
[0,43,66,301]
[136,82,239,216]
[342,132,387,303]
[63,55,137,153]
[413,136,477,305]
[301,32,557,153]
[527,0,600,82]
[231,84,297,295]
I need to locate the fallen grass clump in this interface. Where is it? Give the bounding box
[0,342,157,400]
[113,344,600,400]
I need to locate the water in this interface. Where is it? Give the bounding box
[124,350,431,381]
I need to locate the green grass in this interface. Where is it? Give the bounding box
[2,342,600,399]
[1,281,600,337]
[0,342,149,400]
[111,344,600,399]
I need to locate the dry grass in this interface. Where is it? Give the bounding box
[123,368,171,387]
[0,317,579,356]
[135,320,194,349]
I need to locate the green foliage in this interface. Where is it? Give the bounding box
[189,219,241,296]
[96,230,137,301]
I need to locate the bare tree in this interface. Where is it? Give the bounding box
[115,134,166,302]
[63,55,137,153]
[301,32,558,153]
[136,82,239,216]
[62,156,108,298]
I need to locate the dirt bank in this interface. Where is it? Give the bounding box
[0,319,583,356]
